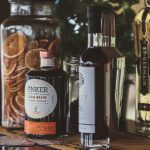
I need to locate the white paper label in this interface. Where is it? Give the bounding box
[25,79,57,119]
[79,66,95,133]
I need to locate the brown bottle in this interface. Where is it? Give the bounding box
[24,51,69,138]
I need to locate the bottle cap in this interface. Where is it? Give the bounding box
[87,5,101,19]
[101,11,116,37]
[40,51,50,58]
[87,5,102,33]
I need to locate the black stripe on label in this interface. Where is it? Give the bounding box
[140,38,149,95]
[140,8,149,95]
[138,103,150,111]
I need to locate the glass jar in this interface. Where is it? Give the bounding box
[1,0,61,128]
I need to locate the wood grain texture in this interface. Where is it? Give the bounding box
[0,127,149,150]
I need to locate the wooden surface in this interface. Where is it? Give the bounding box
[0,127,150,150]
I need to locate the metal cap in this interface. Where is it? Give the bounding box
[87,5,102,33]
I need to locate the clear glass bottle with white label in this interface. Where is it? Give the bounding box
[25,51,68,138]
[133,0,150,136]
[79,6,124,149]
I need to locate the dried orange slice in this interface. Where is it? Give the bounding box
[4,33,26,58]
[4,63,17,76]
[25,48,45,70]
[28,40,38,50]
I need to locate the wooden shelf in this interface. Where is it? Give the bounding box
[0,127,149,150]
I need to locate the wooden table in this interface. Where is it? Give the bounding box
[0,127,150,150]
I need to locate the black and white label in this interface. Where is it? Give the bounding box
[25,79,57,119]
[140,38,149,95]
[79,66,95,133]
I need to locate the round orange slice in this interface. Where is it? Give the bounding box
[4,33,26,58]
[25,48,46,70]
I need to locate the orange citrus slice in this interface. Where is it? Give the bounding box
[25,48,46,70]
[4,33,26,58]
[4,63,17,76]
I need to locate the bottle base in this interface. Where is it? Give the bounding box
[26,132,69,139]
[136,121,150,137]
[136,126,150,137]
[2,121,23,129]
[80,133,110,149]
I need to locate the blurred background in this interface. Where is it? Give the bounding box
[0,0,144,132]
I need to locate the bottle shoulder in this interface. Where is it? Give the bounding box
[80,47,123,64]
[26,68,67,77]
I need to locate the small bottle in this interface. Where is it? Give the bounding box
[133,0,150,136]
[24,51,68,138]
[67,56,79,133]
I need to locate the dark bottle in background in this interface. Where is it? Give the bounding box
[25,51,68,138]
[101,12,125,139]
[79,6,124,149]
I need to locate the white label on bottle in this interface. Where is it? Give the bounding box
[40,58,55,67]
[25,79,57,119]
[79,66,95,133]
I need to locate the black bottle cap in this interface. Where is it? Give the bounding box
[87,5,102,33]
[102,11,116,37]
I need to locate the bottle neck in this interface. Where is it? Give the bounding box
[101,12,116,47]
[67,56,79,75]
[10,2,53,16]
[88,33,116,47]
[40,57,55,68]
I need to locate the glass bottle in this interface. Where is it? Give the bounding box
[1,0,61,128]
[67,56,79,133]
[79,6,124,149]
[79,6,110,149]
[101,12,125,139]
[133,0,150,136]
[25,51,68,138]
